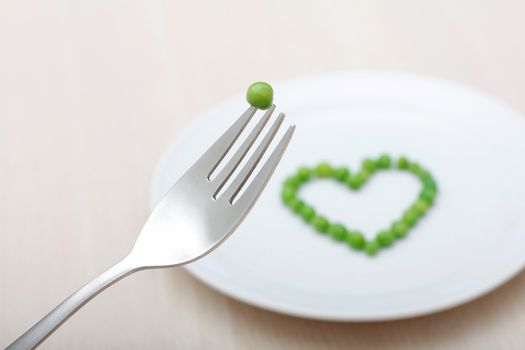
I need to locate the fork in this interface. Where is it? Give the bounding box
[7,105,294,350]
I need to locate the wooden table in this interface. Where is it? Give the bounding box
[2,1,524,349]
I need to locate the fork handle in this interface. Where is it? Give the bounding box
[6,255,140,350]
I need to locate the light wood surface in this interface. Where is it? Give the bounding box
[2,1,525,349]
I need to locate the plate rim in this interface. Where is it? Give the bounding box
[150,71,525,321]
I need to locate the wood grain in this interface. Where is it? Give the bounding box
[1,1,524,349]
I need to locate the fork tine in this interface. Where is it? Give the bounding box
[221,112,286,202]
[232,125,295,207]
[212,105,275,197]
[192,106,257,178]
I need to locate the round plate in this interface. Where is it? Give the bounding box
[150,72,525,321]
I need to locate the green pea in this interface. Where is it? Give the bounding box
[420,172,431,182]
[299,205,315,222]
[412,199,429,215]
[362,159,377,172]
[333,167,350,182]
[315,162,333,177]
[424,178,437,192]
[419,188,436,205]
[408,162,422,175]
[392,221,408,238]
[286,197,298,209]
[284,176,299,189]
[291,199,304,214]
[346,230,365,249]
[418,170,431,180]
[328,223,348,241]
[281,186,296,204]
[354,170,370,185]
[377,154,392,169]
[296,167,312,182]
[402,209,419,227]
[246,82,273,110]
[346,176,361,190]
[377,230,395,247]
[397,157,409,169]
[365,241,380,256]
[312,215,329,233]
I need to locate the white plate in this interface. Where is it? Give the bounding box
[150,72,525,321]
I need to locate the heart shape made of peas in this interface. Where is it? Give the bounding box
[281,155,438,256]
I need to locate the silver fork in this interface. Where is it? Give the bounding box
[7,105,294,350]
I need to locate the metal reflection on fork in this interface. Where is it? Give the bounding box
[7,105,295,350]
